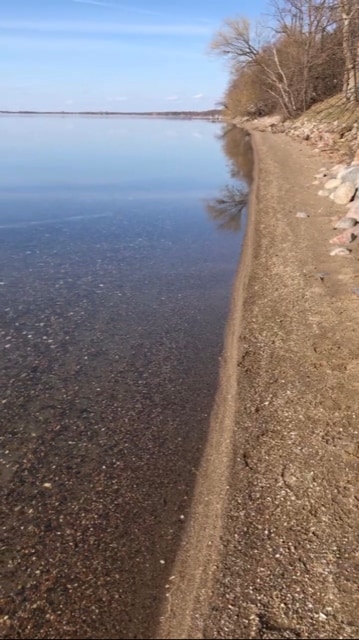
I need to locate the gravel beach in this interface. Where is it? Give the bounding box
[159,130,359,639]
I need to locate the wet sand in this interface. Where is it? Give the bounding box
[158,130,359,639]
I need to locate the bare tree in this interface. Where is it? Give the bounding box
[270,0,337,110]
[210,1,356,118]
[209,18,299,116]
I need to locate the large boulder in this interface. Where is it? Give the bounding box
[332,182,357,205]
[329,229,357,245]
[351,148,359,165]
[324,178,341,190]
[346,202,359,221]
[334,216,357,230]
[330,247,352,256]
[337,165,359,186]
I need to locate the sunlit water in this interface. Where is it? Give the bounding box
[0,116,252,639]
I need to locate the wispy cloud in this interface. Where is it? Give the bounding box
[0,19,210,37]
[71,0,164,15]
[107,96,128,102]
[193,93,204,99]
[71,0,117,7]
[0,34,202,60]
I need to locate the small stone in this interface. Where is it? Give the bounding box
[296,211,309,218]
[43,482,52,489]
[332,163,346,174]
[334,216,357,230]
[330,247,352,256]
[318,190,329,197]
[319,613,327,621]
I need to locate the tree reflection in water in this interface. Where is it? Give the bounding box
[206,185,247,232]
[206,126,253,233]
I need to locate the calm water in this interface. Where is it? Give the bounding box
[0,117,252,639]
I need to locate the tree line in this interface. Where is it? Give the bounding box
[210,0,359,119]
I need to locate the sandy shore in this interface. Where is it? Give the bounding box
[158,130,359,639]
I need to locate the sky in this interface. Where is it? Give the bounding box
[0,0,268,112]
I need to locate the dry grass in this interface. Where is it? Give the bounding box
[294,93,359,133]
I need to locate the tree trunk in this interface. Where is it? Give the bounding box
[340,0,358,103]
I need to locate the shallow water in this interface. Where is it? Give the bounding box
[0,117,252,638]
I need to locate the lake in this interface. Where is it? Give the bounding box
[0,116,252,639]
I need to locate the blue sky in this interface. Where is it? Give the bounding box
[1,0,267,112]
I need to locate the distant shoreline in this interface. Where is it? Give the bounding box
[0,109,223,120]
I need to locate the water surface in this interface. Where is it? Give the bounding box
[0,117,251,638]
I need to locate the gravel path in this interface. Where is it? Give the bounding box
[159,130,359,639]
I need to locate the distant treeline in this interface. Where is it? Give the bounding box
[0,109,222,118]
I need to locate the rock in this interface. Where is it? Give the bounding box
[318,190,329,197]
[337,165,359,186]
[332,182,357,205]
[324,178,341,190]
[346,203,359,221]
[296,211,309,218]
[352,148,359,165]
[330,247,352,256]
[329,229,357,245]
[334,216,357,230]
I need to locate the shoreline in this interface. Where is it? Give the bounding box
[156,129,260,639]
[157,129,359,638]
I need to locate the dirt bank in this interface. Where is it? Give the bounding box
[158,130,359,639]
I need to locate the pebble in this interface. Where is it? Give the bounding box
[330,247,352,256]
[296,211,309,218]
[318,190,328,197]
